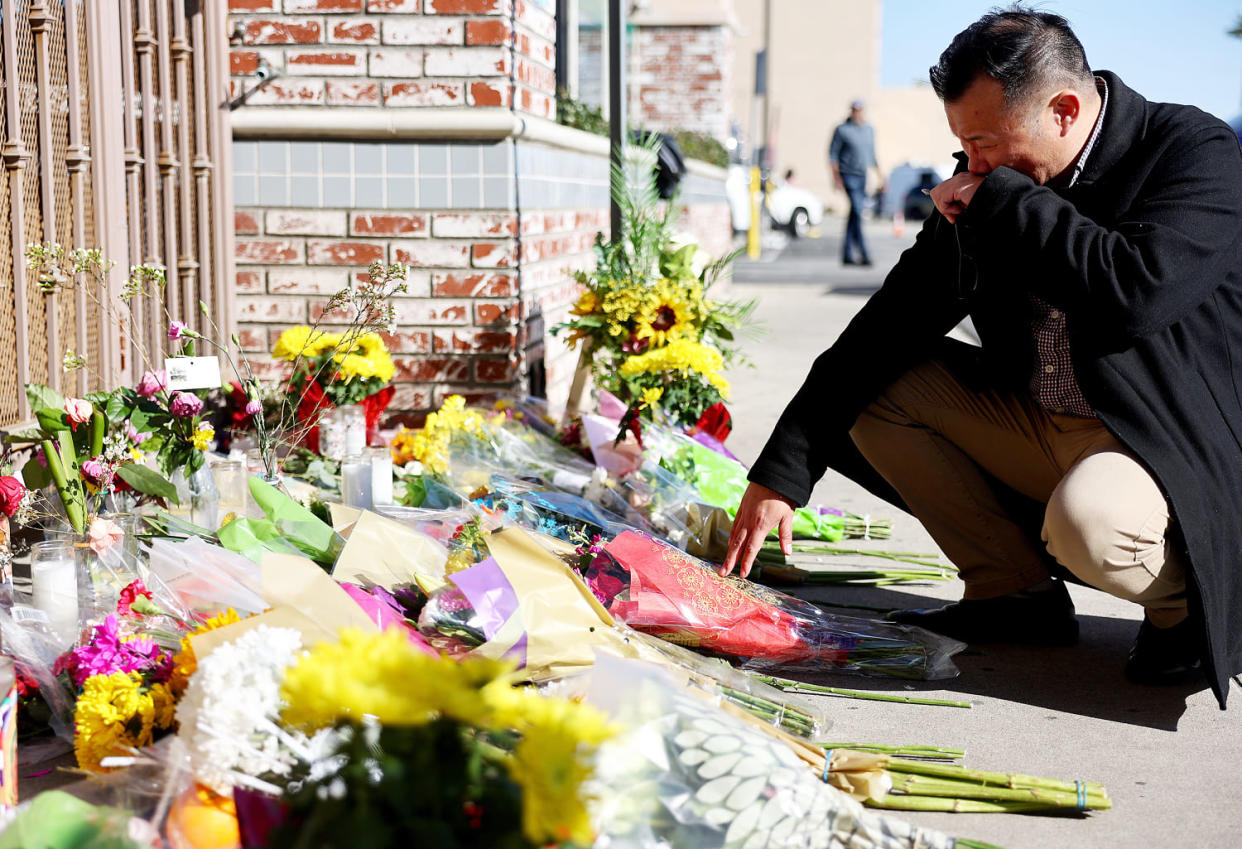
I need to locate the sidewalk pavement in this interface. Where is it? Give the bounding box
[724,217,1241,849]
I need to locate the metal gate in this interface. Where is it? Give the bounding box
[0,0,234,424]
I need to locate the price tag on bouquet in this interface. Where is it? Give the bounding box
[164,356,222,391]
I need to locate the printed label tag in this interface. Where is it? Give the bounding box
[165,356,222,391]
[9,606,50,626]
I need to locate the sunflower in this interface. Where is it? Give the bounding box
[636,283,696,347]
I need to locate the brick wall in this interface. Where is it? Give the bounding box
[636,24,733,140]
[227,0,557,118]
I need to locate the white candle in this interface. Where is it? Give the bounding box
[31,557,78,650]
[340,456,372,510]
[369,448,393,506]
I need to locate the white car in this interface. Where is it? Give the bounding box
[724,166,824,238]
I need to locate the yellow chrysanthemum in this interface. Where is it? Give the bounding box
[73,672,147,771]
[272,326,337,362]
[570,290,601,316]
[169,608,243,693]
[640,387,663,408]
[619,339,731,397]
[191,427,215,452]
[281,629,513,730]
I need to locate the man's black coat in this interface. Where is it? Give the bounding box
[750,72,1242,708]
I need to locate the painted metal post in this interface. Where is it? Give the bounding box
[608,0,626,242]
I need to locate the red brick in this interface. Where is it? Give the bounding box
[391,241,470,267]
[243,18,324,45]
[241,357,294,382]
[307,240,385,265]
[287,50,365,75]
[326,81,380,105]
[382,18,461,44]
[393,357,471,383]
[351,212,427,236]
[266,210,347,236]
[470,242,517,268]
[431,212,517,238]
[424,47,508,76]
[467,80,509,107]
[379,330,432,353]
[389,385,433,414]
[245,79,325,105]
[475,300,519,325]
[235,270,265,293]
[425,0,504,12]
[353,269,431,297]
[230,51,260,76]
[432,272,514,297]
[236,239,302,264]
[383,81,461,106]
[475,357,517,383]
[285,0,363,10]
[465,19,510,45]
[236,325,269,351]
[234,210,261,235]
[235,296,307,322]
[330,18,380,44]
[367,0,420,10]
[268,268,352,294]
[307,299,357,324]
[393,300,469,324]
[433,328,515,353]
[229,0,278,10]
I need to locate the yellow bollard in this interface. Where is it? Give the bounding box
[747,166,762,259]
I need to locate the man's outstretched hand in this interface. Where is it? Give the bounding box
[720,482,796,579]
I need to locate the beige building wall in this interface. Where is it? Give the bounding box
[729,0,959,213]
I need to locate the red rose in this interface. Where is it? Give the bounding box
[0,476,26,518]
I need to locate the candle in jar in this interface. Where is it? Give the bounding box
[369,447,393,506]
[31,553,78,650]
[340,454,372,510]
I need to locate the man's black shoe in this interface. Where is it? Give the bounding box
[842,257,860,265]
[887,581,1079,646]
[1124,616,1203,685]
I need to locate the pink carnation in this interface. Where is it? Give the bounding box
[167,320,187,340]
[244,399,263,417]
[169,391,203,418]
[136,370,168,399]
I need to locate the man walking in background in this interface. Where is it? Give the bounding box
[829,100,884,266]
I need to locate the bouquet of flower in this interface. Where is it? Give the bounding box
[553,141,754,431]
[587,530,965,680]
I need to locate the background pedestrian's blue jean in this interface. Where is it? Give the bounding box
[842,172,869,263]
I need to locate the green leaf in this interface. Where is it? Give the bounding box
[4,429,45,443]
[105,390,136,423]
[26,384,65,414]
[84,391,112,410]
[116,463,179,504]
[21,455,51,490]
[35,409,70,434]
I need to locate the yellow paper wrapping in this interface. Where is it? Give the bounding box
[470,527,639,680]
[329,505,449,590]
[260,552,379,635]
[188,605,346,662]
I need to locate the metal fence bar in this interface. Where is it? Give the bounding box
[189,3,214,338]
[63,0,91,396]
[134,0,161,356]
[203,0,235,343]
[29,1,61,394]
[171,1,197,335]
[153,0,179,335]
[2,0,33,421]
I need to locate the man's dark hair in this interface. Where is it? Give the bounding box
[929,5,1092,106]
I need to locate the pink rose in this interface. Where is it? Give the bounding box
[167,320,187,340]
[64,398,93,430]
[244,399,263,417]
[80,458,107,485]
[125,423,151,445]
[0,476,26,518]
[88,517,125,557]
[136,370,168,399]
[169,391,203,418]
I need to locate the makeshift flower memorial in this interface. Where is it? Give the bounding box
[261,628,616,849]
[553,140,754,432]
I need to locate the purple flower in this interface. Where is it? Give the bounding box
[35,446,47,468]
[167,320,187,340]
[169,391,203,418]
[61,615,171,688]
[80,458,107,485]
[125,423,151,445]
[136,369,168,399]
[244,399,263,416]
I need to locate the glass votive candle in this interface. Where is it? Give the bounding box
[340,453,372,510]
[211,459,249,523]
[368,446,394,506]
[343,406,367,457]
[30,541,82,651]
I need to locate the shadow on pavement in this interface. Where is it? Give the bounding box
[777,584,1200,731]
[824,283,885,296]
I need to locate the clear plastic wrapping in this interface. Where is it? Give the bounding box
[587,530,965,680]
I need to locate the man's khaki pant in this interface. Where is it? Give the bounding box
[850,358,1188,627]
